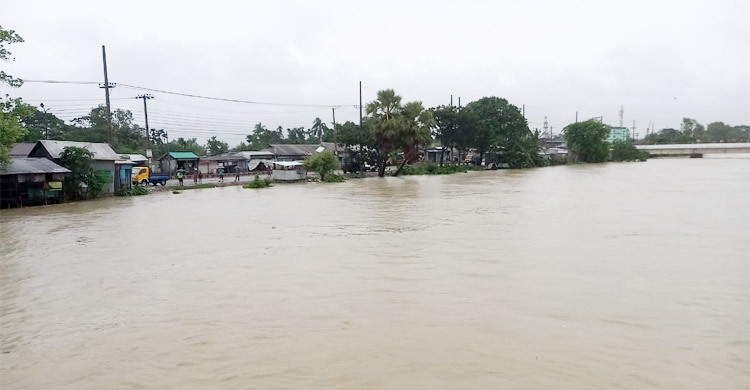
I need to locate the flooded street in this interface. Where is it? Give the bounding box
[1,158,748,389]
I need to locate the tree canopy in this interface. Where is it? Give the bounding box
[563,119,610,163]
[465,97,542,168]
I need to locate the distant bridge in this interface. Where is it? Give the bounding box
[636,143,750,157]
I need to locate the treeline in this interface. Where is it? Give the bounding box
[8,102,341,157]
[640,118,749,144]
[6,89,546,177]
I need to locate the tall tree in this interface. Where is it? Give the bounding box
[206,135,229,155]
[0,25,25,166]
[246,122,282,150]
[466,97,541,168]
[563,119,610,163]
[431,105,459,166]
[392,101,432,176]
[366,89,405,177]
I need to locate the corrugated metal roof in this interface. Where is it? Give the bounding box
[268,143,337,156]
[205,152,246,161]
[164,151,200,159]
[120,154,148,162]
[33,140,120,161]
[0,158,71,176]
[10,143,35,157]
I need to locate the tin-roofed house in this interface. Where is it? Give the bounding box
[10,143,35,158]
[28,140,121,195]
[265,143,338,161]
[0,158,70,207]
[199,152,247,174]
[159,151,200,175]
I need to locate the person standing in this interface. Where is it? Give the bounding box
[177,170,184,186]
[198,171,203,184]
[234,170,240,182]
[218,168,224,183]
[193,171,198,185]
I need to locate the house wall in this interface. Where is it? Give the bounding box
[92,160,116,195]
[272,169,307,181]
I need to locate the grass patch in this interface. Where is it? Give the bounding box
[243,175,273,189]
[397,163,469,176]
[172,190,181,194]
[115,185,149,196]
[172,183,218,191]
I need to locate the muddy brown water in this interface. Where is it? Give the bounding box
[1,158,748,389]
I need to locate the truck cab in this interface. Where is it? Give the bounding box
[132,166,150,185]
[131,167,170,186]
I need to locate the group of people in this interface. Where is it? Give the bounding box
[175,168,243,185]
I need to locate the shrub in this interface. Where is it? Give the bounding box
[243,175,273,189]
[322,173,345,183]
[398,163,468,176]
[115,185,149,196]
[303,150,339,181]
[611,140,649,162]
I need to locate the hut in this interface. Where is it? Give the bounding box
[28,140,120,195]
[0,158,70,207]
[271,161,307,181]
[159,151,200,175]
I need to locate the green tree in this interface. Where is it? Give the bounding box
[246,122,282,150]
[168,137,206,156]
[563,119,610,163]
[611,140,649,162]
[304,149,339,181]
[17,103,72,142]
[285,127,308,144]
[309,118,331,142]
[58,146,108,199]
[431,105,459,166]
[466,97,541,168]
[206,135,229,155]
[0,25,24,88]
[231,141,252,151]
[366,89,430,177]
[0,26,25,166]
[392,101,432,176]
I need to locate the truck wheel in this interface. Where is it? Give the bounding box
[160,180,166,186]
[140,179,148,186]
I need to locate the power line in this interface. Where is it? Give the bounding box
[117,83,351,108]
[23,78,356,108]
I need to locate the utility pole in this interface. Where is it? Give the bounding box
[575,111,578,123]
[632,119,636,140]
[359,81,363,128]
[522,104,525,118]
[136,94,154,147]
[100,45,116,144]
[39,103,48,139]
[450,94,453,107]
[332,107,337,154]
[458,97,461,108]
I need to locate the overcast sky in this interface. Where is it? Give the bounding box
[4,0,749,146]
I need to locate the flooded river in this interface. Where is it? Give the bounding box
[1,158,749,389]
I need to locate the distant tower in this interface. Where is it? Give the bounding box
[619,105,624,127]
[543,116,549,138]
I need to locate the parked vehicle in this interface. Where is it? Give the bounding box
[132,166,170,186]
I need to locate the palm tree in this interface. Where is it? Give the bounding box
[311,118,326,143]
[366,89,404,177]
[392,101,432,176]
